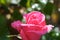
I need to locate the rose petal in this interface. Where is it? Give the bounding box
[24,11,45,25]
[20,30,41,40]
[11,20,22,31]
[45,25,54,33]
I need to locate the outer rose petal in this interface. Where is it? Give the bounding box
[11,20,22,31]
[26,32,41,40]
[20,24,47,35]
[26,26,47,35]
[23,14,27,20]
[20,28,41,40]
[45,25,54,32]
[20,30,28,40]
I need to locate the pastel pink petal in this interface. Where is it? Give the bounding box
[45,25,54,33]
[11,20,22,32]
[23,14,27,22]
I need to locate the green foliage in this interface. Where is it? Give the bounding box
[43,2,54,15]
[42,31,60,40]
[19,0,28,8]
[0,0,7,5]
[0,14,10,40]
[12,9,23,21]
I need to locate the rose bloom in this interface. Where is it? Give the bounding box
[11,11,54,40]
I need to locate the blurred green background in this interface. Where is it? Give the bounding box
[0,0,60,40]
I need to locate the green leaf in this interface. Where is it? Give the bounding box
[0,0,7,4]
[26,0,31,8]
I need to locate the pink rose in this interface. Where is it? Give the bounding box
[11,11,54,40]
